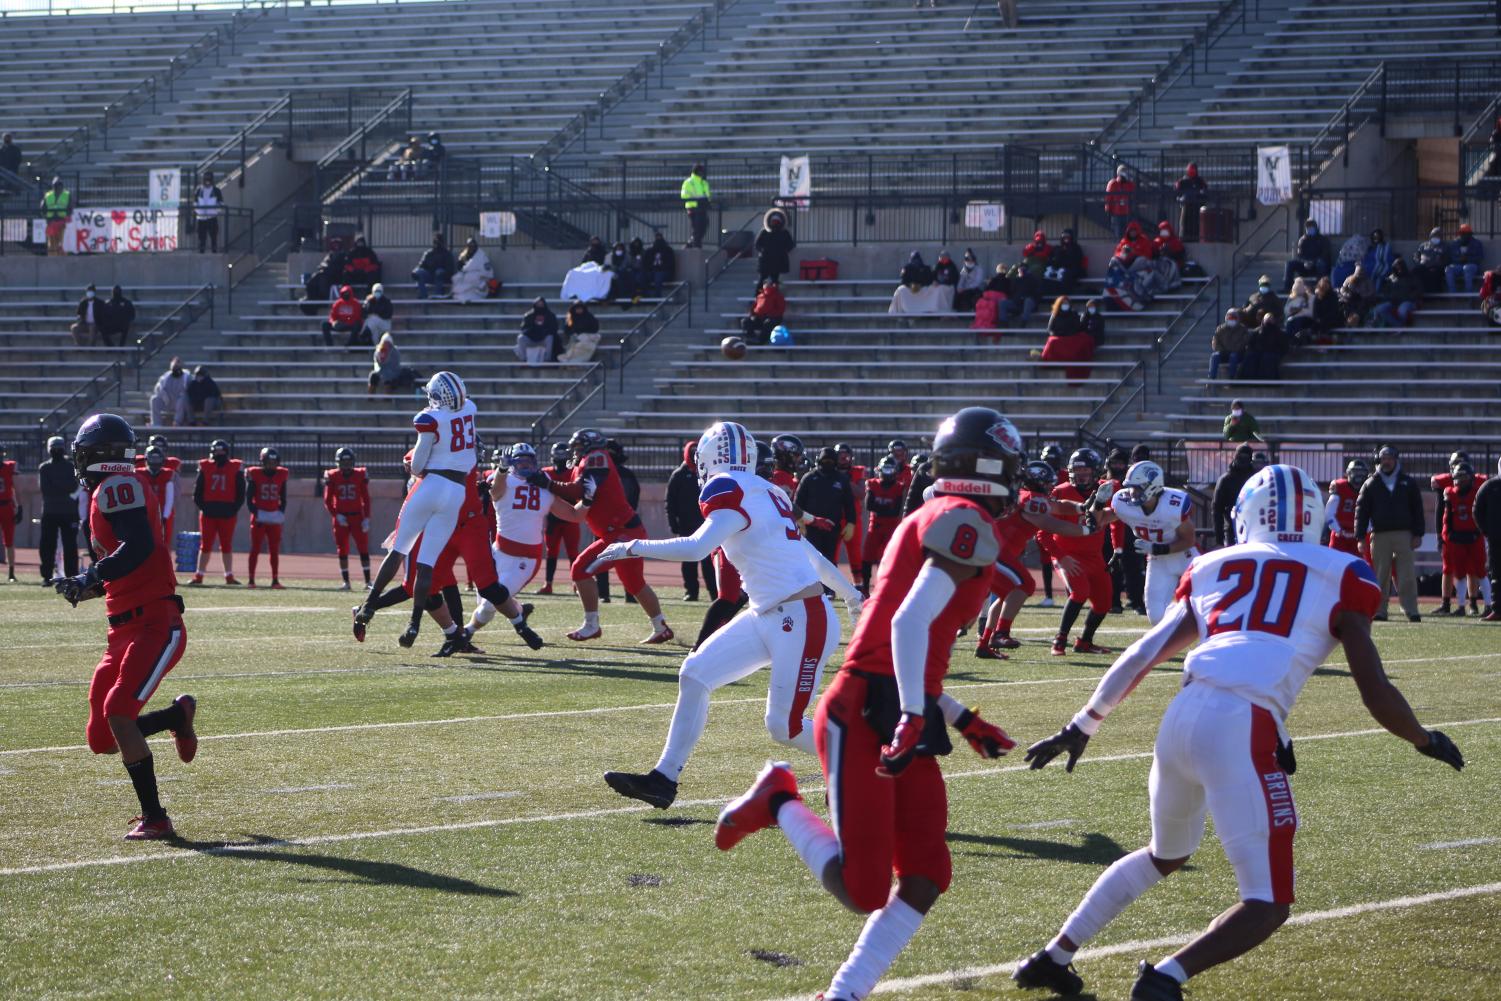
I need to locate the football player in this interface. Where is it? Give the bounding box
[528,428,672,644]
[135,434,181,478]
[1015,464,1464,1001]
[52,414,197,841]
[1035,442,1068,606]
[244,447,289,589]
[768,433,804,494]
[900,449,934,517]
[861,455,905,584]
[712,407,1020,1001]
[0,444,17,581]
[354,372,478,648]
[538,442,579,595]
[190,439,244,585]
[1042,448,1117,654]
[834,442,868,589]
[591,421,863,809]
[886,438,912,492]
[1107,461,1198,624]
[323,446,372,591]
[1441,462,1487,616]
[139,446,176,547]
[1433,452,1490,615]
[1324,459,1367,557]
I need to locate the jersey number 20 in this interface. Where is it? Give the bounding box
[1207,558,1308,638]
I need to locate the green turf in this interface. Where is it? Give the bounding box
[0,580,1497,1000]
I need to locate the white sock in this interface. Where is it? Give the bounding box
[1456,580,1468,605]
[1045,940,1075,965]
[442,622,457,637]
[825,896,925,1000]
[1482,577,1493,605]
[1155,957,1188,984]
[652,676,711,781]
[775,797,840,881]
[1058,849,1165,949]
[651,613,668,631]
[584,611,600,630]
[473,599,496,627]
[508,610,526,625]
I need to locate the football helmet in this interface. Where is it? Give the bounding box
[834,442,854,469]
[752,439,774,480]
[1345,459,1368,487]
[507,442,539,475]
[72,413,137,485]
[209,439,229,460]
[1039,443,1065,469]
[147,434,169,452]
[929,406,1022,510]
[1122,460,1165,507]
[568,428,607,458]
[770,433,804,472]
[259,447,279,468]
[1067,448,1102,490]
[549,442,570,468]
[909,450,931,476]
[1449,450,1470,471]
[143,445,165,473]
[1454,462,1475,490]
[425,371,467,411]
[876,455,899,481]
[1232,464,1322,545]
[697,421,756,485]
[1020,459,1056,493]
[887,439,908,459]
[336,446,356,470]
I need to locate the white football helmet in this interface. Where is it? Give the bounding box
[696,420,756,485]
[506,442,538,474]
[425,371,467,411]
[1232,464,1322,545]
[1122,460,1165,506]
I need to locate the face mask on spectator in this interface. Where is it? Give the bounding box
[86,290,94,299]
[1430,237,1441,247]
[1232,408,1243,418]
[1087,306,1097,315]
[1259,284,1270,293]
[1060,303,1071,312]
[1160,228,1170,238]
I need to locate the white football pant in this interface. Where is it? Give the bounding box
[1145,552,1192,625]
[391,475,465,566]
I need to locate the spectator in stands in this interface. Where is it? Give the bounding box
[972,269,1008,337]
[358,283,393,347]
[1001,260,1040,325]
[322,285,364,347]
[387,136,423,181]
[195,172,225,254]
[1330,232,1368,288]
[0,133,21,178]
[607,241,637,304]
[186,366,222,426]
[681,163,711,249]
[411,233,454,299]
[341,235,382,290]
[70,284,99,346]
[150,357,191,427]
[1362,228,1397,285]
[582,235,607,266]
[562,299,599,360]
[304,242,349,305]
[755,208,796,284]
[1208,308,1248,380]
[419,132,445,176]
[954,249,985,313]
[1370,258,1421,327]
[516,297,558,366]
[1154,220,1186,267]
[1446,224,1486,294]
[933,250,960,288]
[1481,267,1501,326]
[1174,162,1207,242]
[1244,313,1287,380]
[1355,444,1424,621]
[1021,231,1051,271]
[1115,220,1154,262]
[451,238,495,303]
[1283,277,1315,346]
[741,276,786,344]
[1104,165,1135,239]
[368,332,412,394]
[1039,296,1095,383]
[1243,274,1280,328]
[1222,399,1264,442]
[97,285,135,348]
[1311,276,1343,340]
[645,231,676,297]
[1082,297,1105,345]
[41,177,70,256]
[899,251,933,288]
[1212,444,1256,547]
[1281,218,1331,291]
[1411,227,1450,294]
[1046,228,1087,291]
[1340,264,1375,326]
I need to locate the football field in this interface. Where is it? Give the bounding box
[1,582,1498,1000]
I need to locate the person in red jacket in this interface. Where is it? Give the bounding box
[1114,220,1155,262]
[1104,166,1135,239]
[323,446,372,590]
[538,442,579,594]
[0,444,16,581]
[322,285,364,347]
[1154,219,1187,267]
[1441,463,1488,617]
[245,447,289,589]
[1041,448,1117,655]
[1022,230,1052,271]
[191,439,244,585]
[834,442,868,590]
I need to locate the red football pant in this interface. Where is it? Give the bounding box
[863,517,900,566]
[331,516,370,557]
[161,515,175,549]
[457,515,498,590]
[0,503,14,547]
[406,532,458,595]
[989,552,1036,599]
[1061,554,1113,614]
[1327,534,1359,556]
[86,600,187,754]
[836,523,864,570]
[248,522,282,581]
[715,549,743,602]
[815,671,951,913]
[1443,538,1487,578]
[546,519,580,560]
[198,514,235,554]
[572,525,649,592]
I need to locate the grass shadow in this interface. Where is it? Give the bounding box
[946,830,1126,866]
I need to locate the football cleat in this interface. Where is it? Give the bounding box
[455,629,485,654]
[338,581,352,592]
[245,580,257,589]
[1012,950,1084,995]
[1039,596,1055,608]
[974,642,1007,660]
[398,623,420,648]
[188,573,204,586]
[351,605,369,643]
[432,633,461,658]
[1129,962,1184,1001]
[537,583,554,595]
[715,761,798,852]
[1051,636,1068,656]
[270,581,284,591]
[1073,640,1113,655]
[603,768,678,809]
[171,694,197,763]
[640,626,675,645]
[1483,608,1500,622]
[124,815,175,841]
[224,575,241,586]
[514,619,544,650]
[568,623,602,641]
[994,635,1021,650]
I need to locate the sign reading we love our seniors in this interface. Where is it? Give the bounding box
[40,207,181,253]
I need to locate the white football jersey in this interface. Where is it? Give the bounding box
[412,398,479,474]
[700,470,820,612]
[493,470,555,547]
[1175,541,1383,721]
[1111,486,1198,556]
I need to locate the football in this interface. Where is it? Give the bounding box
[720,335,747,360]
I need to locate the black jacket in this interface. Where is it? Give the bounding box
[618,465,640,511]
[754,228,796,275]
[1293,232,1331,264]
[794,467,857,525]
[39,458,79,518]
[364,294,395,321]
[97,295,136,335]
[645,239,676,278]
[1473,477,1501,539]
[1212,464,1254,546]
[665,463,703,536]
[1355,468,1425,537]
[415,246,455,275]
[902,470,935,517]
[187,375,221,410]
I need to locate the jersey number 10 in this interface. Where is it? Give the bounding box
[1207,558,1308,638]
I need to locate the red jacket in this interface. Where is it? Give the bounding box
[328,288,363,328]
[752,284,786,320]
[1104,177,1135,216]
[1114,222,1155,261]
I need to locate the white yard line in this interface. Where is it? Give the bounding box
[1420,837,1501,850]
[263,783,354,795]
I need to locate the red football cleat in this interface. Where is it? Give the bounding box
[124,815,175,841]
[994,635,1021,650]
[975,643,1007,660]
[715,761,799,852]
[188,573,204,586]
[224,575,242,586]
[1073,639,1113,655]
[537,583,554,595]
[1051,636,1068,657]
[640,626,675,645]
[171,694,197,763]
[245,580,257,589]
[270,580,285,590]
[568,624,602,641]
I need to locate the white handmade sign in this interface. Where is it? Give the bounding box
[1256,145,1293,205]
[148,167,181,210]
[964,202,1004,232]
[60,207,179,253]
[479,211,516,238]
[778,155,811,206]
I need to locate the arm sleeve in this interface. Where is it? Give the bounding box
[93,506,156,582]
[1074,595,1194,733]
[410,431,435,475]
[547,474,586,504]
[1325,493,1341,534]
[628,507,746,563]
[890,563,956,716]
[800,538,860,603]
[936,691,967,725]
[163,478,175,520]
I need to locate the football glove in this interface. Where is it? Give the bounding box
[581,476,598,504]
[807,516,835,533]
[1093,481,1116,507]
[1108,549,1124,574]
[524,471,552,491]
[335,514,348,527]
[1417,729,1464,771]
[877,712,924,777]
[841,522,855,542]
[52,565,104,607]
[1080,511,1099,535]
[952,706,1016,759]
[361,518,370,533]
[585,541,633,575]
[1024,723,1091,772]
[843,593,863,628]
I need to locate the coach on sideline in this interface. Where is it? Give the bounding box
[1355,444,1425,622]
[1474,461,1501,621]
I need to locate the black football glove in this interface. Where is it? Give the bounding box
[1108,549,1123,574]
[1024,723,1091,772]
[523,471,551,491]
[52,565,103,607]
[877,712,923,777]
[1080,511,1099,535]
[1417,729,1464,771]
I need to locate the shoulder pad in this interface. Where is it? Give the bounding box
[95,474,147,514]
[414,411,439,431]
[921,503,999,568]
[699,475,746,517]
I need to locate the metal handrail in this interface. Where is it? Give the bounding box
[701,206,766,308]
[1080,359,1145,435]
[36,360,123,434]
[1303,64,1383,180]
[1230,202,1290,294]
[618,282,692,390]
[132,284,217,377]
[1154,275,1222,393]
[530,363,606,444]
[316,89,413,171]
[194,94,291,186]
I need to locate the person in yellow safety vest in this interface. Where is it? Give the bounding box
[42,177,71,256]
[680,162,711,250]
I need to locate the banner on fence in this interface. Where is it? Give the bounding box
[148,167,180,210]
[964,201,1004,232]
[1256,145,1293,205]
[1308,198,1345,236]
[479,211,516,238]
[778,155,811,207]
[55,207,180,254]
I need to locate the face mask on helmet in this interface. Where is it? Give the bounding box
[145,448,165,473]
[1345,461,1368,487]
[507,443,539,475]
[929,407,1023,514]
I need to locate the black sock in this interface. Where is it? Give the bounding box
[1058,599,1084,639]
[408,604,424,630]
[861,562,873,587]
[596,572,611,600]
[137,702,186,738]
[693,597,741,651]
[1081,610,1107,643]
[341,568,351,584]
[125,754,166,821]
[370,587,409,611]
[360,555,371,581]
[545,555,557,584]
[443,584,463,625]
[1042,560,1055,599]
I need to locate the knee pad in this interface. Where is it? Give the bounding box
[764,711,796,746]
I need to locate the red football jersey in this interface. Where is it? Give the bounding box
[136,453,181,473]
[198,457,243,504]
[246,466,289,513]
[996,490,1049,559]
[1432,471,1488,493]
[770,468,798,494]
[324,467,371,517]
[843,495,999,696]
[1328,479,1358,534]
[1045,482,1106,557]
[0,459,15,504]
[864,477,905,525]
[90,470,177,616]
[573,448,637,537]
[1443,481,1481,538]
